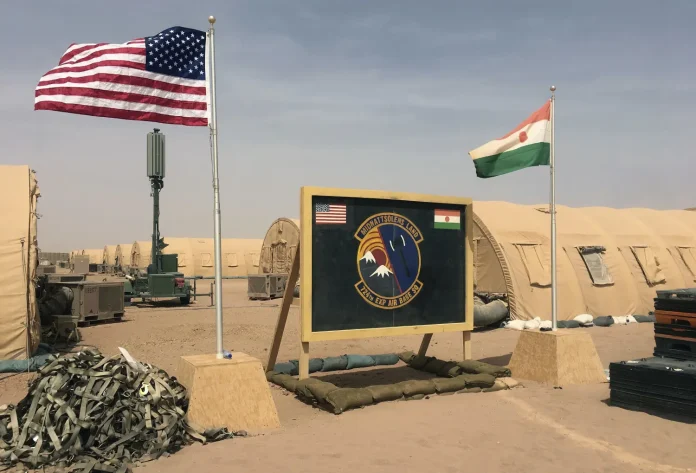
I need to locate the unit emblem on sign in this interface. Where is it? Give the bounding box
[354,213,424,310]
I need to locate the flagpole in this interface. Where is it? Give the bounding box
[550,85,557,331]
[207,16,224,358]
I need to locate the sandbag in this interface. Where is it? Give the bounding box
[408,355,432,370]
[371,354,400,366]
[459,373,496,389]
[457,387,482,394]
[325,388,374,414]
[307,381,339,404]
[613,315,629,325]
[504,320,526,331]
[345,354,376,370]
[626,315,637,324]
[593,316,614,327]
[422,358,449,375]
[400,380,436,397]
[367,384,404,403]
[321,355,348,372]
[288,358,324,373]
[265,370,279,381]
[273,362,297,375]
[557,320,581,329]
[524,317,541,330]
[432,376,468,394]
[438,361,461,378]
[574,314,594,324]
[398,351,416,363]
[483,379,510,392]
[633,314,655,323]
[274,374,299,392]
[295,378,324,400]
[456,360,511,378]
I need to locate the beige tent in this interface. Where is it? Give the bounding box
[162,237,262,277]
[259,218,300,274]
[130,241,152,268]
[103,245,119,265]
[473,201,696,321]
[116,243,132,269]
[0,165,41,360]
[82,249,104,265]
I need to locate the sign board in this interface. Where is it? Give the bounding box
[300,186,473,342]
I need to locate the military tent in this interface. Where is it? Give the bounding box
[130,241,152,269]
[103,245,119,265]
[473,201,696,321]
[162,238,262,277]
[0,165,41,360]
[259,218,300,274]
[82,249,104,265]
[116,243,132,269]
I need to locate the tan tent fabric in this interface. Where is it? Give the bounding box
[0,165,41,360]
[130,241,152,268]
[259,218,300,274]
[474,201,696,321]
[162,237,262,277]
[103,245,119,265]
[116,243,132,269]
[82,249,104,265]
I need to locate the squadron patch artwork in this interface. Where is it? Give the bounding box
[354,212,424,309]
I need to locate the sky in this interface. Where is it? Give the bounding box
[1,0,694,251]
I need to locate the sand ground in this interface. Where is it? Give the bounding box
[2,280,695,473]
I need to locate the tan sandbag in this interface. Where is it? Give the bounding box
[459,373,496,388]
[400,379,437,397]
[325,388,374,414]
[432,376,468,393]
[456,360,511,378]
[456,387,482,394]
[366,384,404,403]
[306,380,338,403]
[295,378,324,399]
[482,379,509,392]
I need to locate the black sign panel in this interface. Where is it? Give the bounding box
[311,196,467,332]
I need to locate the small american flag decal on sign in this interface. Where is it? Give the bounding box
[315,203,347,224]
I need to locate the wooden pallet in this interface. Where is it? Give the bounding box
[78,313,124,327]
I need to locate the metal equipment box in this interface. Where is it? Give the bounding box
[247,273,288,300]
[160,254,178,273]
[45,280,125,327]
[73,255,90,274]
[36,265,56,275]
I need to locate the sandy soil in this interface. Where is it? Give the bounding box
[2,280,695,473]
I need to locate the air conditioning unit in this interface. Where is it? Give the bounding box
[41,280,125,327]
[247,273,288,300]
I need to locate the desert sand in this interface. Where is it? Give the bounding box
[2,280,695,473]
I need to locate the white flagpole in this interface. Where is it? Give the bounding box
[550,85,557,330]
[207,16,224,357]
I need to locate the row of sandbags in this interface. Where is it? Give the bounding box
[266,354,517,414]
[273,353,399,376]
[502,313,656,331]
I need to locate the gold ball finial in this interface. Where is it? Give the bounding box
[550,85,556,92]
[208,16,216,24]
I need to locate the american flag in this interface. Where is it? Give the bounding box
[315,203,347,224]
[34,26,208,126]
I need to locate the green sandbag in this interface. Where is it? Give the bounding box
[345,354,376,370]
[371,354,400,366]
[307,381,338,403]
[295,378,324,400]
[400,380,436,397]
[265,370,279,381]
[367,384,404,403]
[273,362,297,375]
[456,360,511,378]
[457,387,482,394]
[405,393,426,401]
[321,355,348,372]
[273,374,299,391]
[437,361,461,378]
[422,358,449,374]
[408,355,432,370]
[432,376,468,394]
[325,388,374,414]
[459,373,496,388]
[483,380,509,392]
[398,351,416,363]
[288,358,324,373]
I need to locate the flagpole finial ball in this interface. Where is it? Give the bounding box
[550,85,556,92]
[208,16,216,24]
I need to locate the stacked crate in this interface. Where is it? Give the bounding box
[609,288,696,419]
[653,288,696,360]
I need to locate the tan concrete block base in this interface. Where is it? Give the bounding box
[508,330,607,385]
[177,353,280,433]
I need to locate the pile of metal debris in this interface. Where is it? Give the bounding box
[0,349,242,472]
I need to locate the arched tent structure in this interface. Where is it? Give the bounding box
[130,241,152,269]
[161,237,262,277]
[116,243,132,269]
[103,245,118,265]
[82,249,104,265]
[259,218,300,274]
[473,201,696,321]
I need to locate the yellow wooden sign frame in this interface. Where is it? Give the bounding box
[267,186,474,379]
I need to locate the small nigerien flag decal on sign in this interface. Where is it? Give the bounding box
[434,209,460,230]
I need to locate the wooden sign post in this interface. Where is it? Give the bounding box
[267,186,474,379]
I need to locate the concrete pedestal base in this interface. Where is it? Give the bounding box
[177,353,280,432]
[508,330,606,385]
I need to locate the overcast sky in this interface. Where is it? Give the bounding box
[1,0,694,251]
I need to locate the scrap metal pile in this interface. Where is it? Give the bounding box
[0,349,241,472]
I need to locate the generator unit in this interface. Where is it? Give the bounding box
[37,274,126,330]
[73,255,90,274]
[247,273,288,300]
